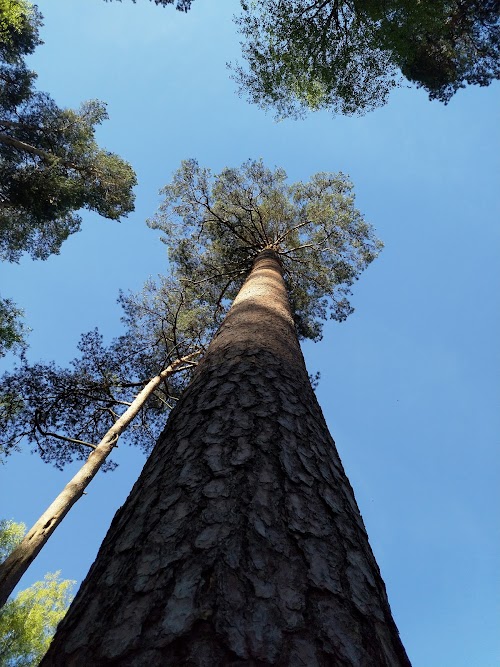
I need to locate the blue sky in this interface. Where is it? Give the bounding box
[1,1,499,665]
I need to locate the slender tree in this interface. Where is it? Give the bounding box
[41,160,410,665]
[0,353,199,610]
[0,276,219,608]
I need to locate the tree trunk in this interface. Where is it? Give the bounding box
[0,354,198,610]
[41,250,411,666]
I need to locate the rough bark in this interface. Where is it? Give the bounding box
[41,250,411,666]
[0,354,198,609]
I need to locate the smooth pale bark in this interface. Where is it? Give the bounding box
[0,353,199,609]
[42,250,411,666]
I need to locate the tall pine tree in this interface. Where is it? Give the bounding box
[41,160,410,666]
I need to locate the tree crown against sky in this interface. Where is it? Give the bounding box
[0,275,217,470]
[149,159,382,342]
[104,0,193,10]
[0,0,137,360]
[232,0,500,117]
[0,0,42,63]
[101,0,500,116]
[0,0,136,264]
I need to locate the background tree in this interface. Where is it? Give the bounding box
[0,297,27,359]
[0,520,26,563]
[0,275,219,607]
[103,0,499,115]
[104,0,194,9]
[0,0,136,262]
[0,519,74,667]
[41,160,410,665]
[233,0,500,117]
[0,0,136,356]
[0,276,218,467]
[363,0,500,102]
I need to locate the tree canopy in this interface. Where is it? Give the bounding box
[0,520,74,667]
[149,158,382,341]
[0,275,218,469]
[104,0,194,10]
[0,297,27,359]
[0,0,137,359]
[103,1,499,115]
[0,158,380,468]
[0,520,26,563]
[233,0,500,117]
[0,0,136,263]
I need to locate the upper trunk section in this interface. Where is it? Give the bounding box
[42,249,410,666]
[200,249,302,371]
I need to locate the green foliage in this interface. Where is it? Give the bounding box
[233,0,396,117]
[0,1,137,262]
[149,159,382,341]
[0,278,217,469]
[104,0,194,9]
[0,297,28,359]
[233,0,500,117]
[379,0,500,102]
[0,573,74,666]
[0,0,41,62]
[0,519,74,666]
[0,520,25,562]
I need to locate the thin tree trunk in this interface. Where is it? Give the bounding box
[0,353,199,609]
[41,250,411,666]
[0,132,57,163]
[0,131,91,174]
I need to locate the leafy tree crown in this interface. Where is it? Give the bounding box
[0,3,137,262]
[0,519,75,666]
[149,159,382,341]
[0,277,218,469]
[233,0,500,117]
[0,0,42,63]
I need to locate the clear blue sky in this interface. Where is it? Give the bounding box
[1,1,499,665]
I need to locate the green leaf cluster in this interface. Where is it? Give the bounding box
[0,0,41,64]
[0,1,137,262]
[0,297,28,359]
[233,0,396,117]
[0,277,218,468]
[0,520,74,667]
[0,520,25,562]
[149,159,382,341]
[233,0,500,117]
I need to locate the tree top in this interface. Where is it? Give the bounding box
[149,159,382,341]
[233,0,500,117]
